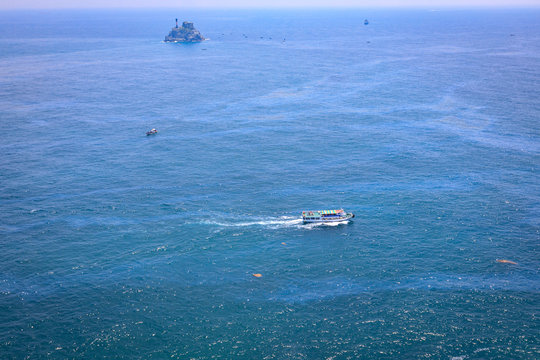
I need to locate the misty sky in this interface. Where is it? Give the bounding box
[2,0,540,10]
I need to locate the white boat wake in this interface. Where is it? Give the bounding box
[199,216,349,229]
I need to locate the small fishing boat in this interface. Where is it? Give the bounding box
[302,209,354,223]
[146,128,158,136]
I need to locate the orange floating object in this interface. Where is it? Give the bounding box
[252,273,262,278]
[281,242,286,245]
[496,259,517,265]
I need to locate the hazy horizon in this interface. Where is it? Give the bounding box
[2,0,540,10]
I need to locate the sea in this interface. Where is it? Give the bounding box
[0,7,539,359]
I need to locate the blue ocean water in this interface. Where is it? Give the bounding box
[0,8,539,359]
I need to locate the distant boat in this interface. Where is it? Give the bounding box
[146,128,158,136]
[364,19,369,25]
[302,209,354,223]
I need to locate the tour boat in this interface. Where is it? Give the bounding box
[302,209,354,223]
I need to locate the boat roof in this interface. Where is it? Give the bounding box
[302,209,344,215]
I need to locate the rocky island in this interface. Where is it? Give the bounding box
[164,19,205,43]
